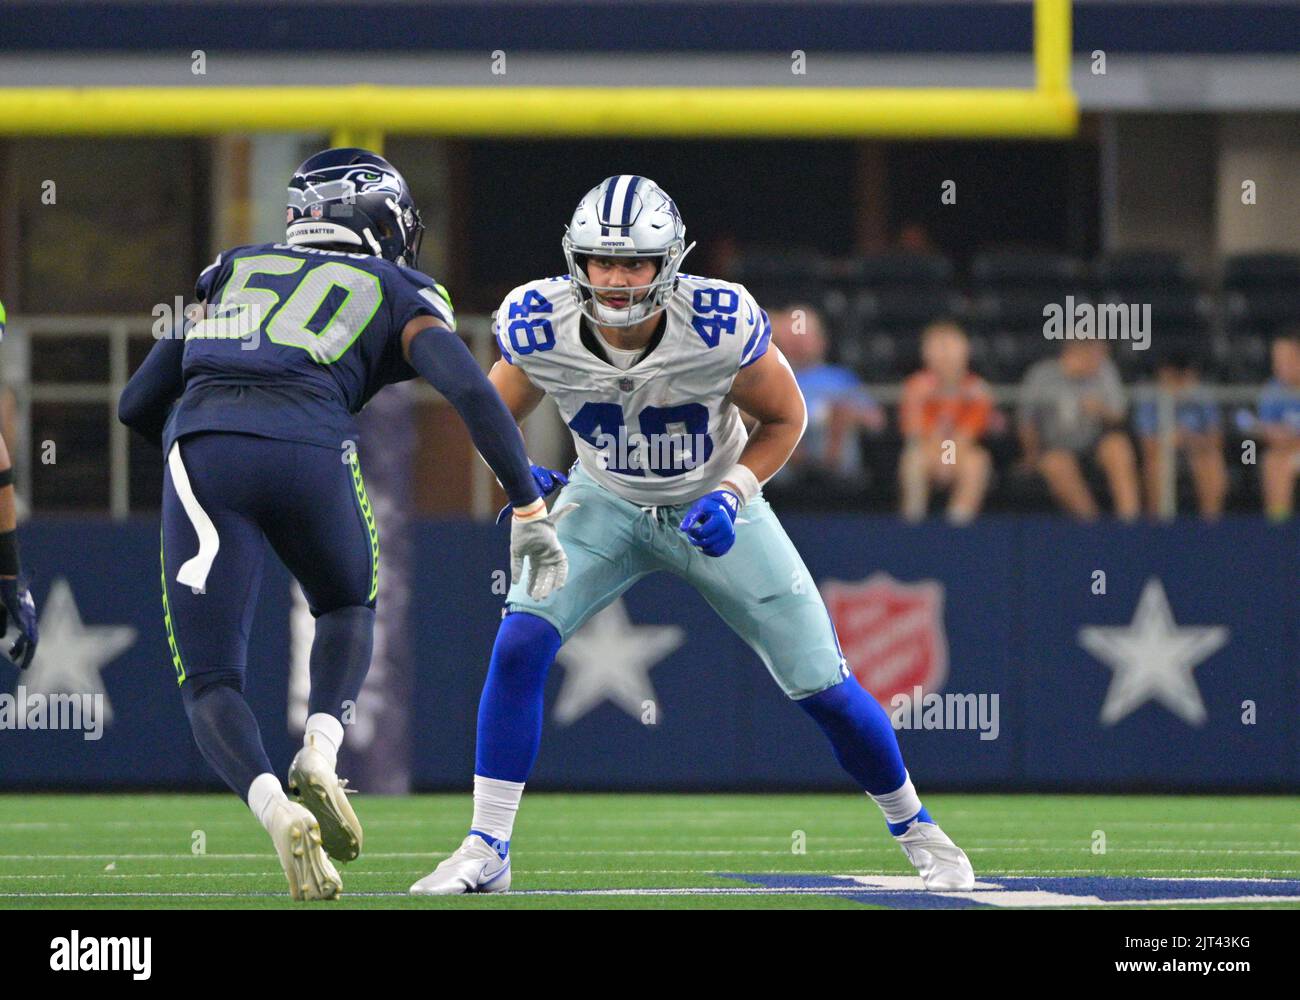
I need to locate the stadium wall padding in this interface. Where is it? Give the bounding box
[1,516,1295,791]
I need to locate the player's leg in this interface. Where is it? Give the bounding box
[262,443,377,862]
[680,495,975,890]
[411,466,656,894]
[164,432,339,899]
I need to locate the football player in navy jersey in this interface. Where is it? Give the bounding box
[119,149,571,900]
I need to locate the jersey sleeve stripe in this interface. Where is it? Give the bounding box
[417,287,456,330]
[740,308,772,368]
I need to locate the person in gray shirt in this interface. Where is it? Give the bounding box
[1018,341,1140,520]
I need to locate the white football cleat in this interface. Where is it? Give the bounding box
[894,821,976,891]
[410,835,511,895]
[270,801,342,901]
[288,743,362,862]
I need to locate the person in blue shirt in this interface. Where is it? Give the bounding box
[1258,330,1300,520]
[118,149,570,900]
[1133,351,1226,519]
[769,305,883,489]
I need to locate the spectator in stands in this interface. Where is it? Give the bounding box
[769,304,884,492]
[898,320,993,523]
[1258,330,1300,521]
[1135,351,1226,519]
[1018,340,1140,521]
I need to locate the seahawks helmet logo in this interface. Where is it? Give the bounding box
[288,165,403,216]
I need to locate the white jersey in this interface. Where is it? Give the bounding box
[494,274,772,505]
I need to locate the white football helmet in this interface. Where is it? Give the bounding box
[562,175,695,327]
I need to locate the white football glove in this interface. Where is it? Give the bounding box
[510,501,577,601]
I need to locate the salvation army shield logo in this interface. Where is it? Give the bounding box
[821,572,948,705]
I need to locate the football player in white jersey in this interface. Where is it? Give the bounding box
[411,175,973,895]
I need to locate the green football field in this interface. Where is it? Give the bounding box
[1,793,1297,909]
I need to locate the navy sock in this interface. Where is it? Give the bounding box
[181,674,275,799]
[797,678,909,796]
[475,613,562,783]
[307,605,375,718]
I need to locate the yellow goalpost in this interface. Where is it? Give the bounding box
[0,1,1075,145]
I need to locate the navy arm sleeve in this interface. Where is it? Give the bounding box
[406,325,540,509]
[118,334,186,449]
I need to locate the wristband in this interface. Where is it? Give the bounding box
[0,529,19,577]
[0,466,13,488]
[718,463,760,508]
[512,497,548,523]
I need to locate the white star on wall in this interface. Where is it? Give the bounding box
[552,599,685,726]
[1077,577,1229,727]
[17,578,137,725]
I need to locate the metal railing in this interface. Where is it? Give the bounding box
[2,315,499,520]
[0,316,1276,520]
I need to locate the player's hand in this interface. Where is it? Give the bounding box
[495,464,570,525]
[678,490,740,557]
[510,502,578,600]
[0,577,38,670]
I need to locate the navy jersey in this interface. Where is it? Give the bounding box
[164,242,454,450]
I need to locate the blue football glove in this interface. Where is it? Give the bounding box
[678,490,740,557]
[0,577,38,670]
[496,464,570,525]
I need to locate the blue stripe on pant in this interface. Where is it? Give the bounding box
[162,431,377,686]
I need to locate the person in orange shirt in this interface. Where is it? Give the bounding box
[898,320,994,523]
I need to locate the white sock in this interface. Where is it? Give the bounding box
[248,773,289,833]
[870,772,924,827]
[304,712,344,769]
[471,774,525,843]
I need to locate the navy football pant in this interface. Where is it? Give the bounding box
[162,431,378,797]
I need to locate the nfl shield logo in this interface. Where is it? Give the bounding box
[821,571,948,705]
[310,203,324,219]
[618,377,635,392]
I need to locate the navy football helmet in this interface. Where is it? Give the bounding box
[286,148,424,267]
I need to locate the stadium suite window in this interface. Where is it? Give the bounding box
[4,138,206,511]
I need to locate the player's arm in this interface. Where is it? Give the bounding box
[0,431,38,668]
[118,323,188,448]
[725,343,808,490]
[488,358,546,423]
[678,344,806,559]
